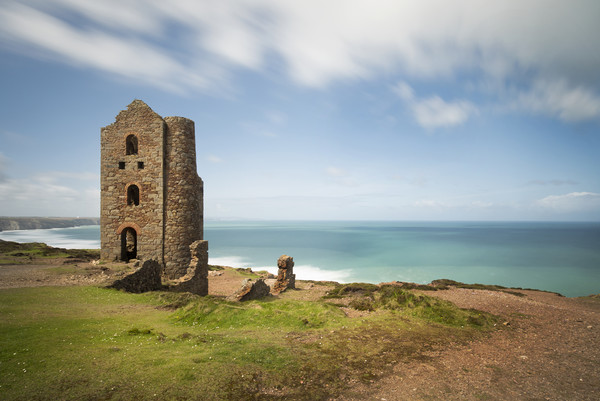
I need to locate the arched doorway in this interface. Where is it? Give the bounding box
[120,227,137,261]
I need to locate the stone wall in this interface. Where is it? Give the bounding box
[100,100,204,279]
[107,259,162,293]
[163,117,204,278]
[169,240,208,295]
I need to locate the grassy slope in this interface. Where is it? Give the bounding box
[0,281,499,401]
[0,240,100,262]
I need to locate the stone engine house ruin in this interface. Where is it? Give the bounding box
[100,100,205,279]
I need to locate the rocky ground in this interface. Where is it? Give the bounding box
[1,258,599,400]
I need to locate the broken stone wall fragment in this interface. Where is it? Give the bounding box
[273,254,295,293]
[107,259,162,293]
[168,240,209,296]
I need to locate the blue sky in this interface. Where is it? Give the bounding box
[1,0,599,221]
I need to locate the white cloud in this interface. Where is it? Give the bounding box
[414,199,447,209]
[393,81,477,128]
[34,171,99,183]
[0,1,214,93]
[325,166,357,187]
[207,155,223,163]
[326,166,347,177]
[0,170,99,216]
[527,179,578,187]
[470,201,493,208]
[392,81,415,101]
[265,111,287,125]
[514,78,600,122]
[412,96,477,129]
[0,152,8,182]
[537,192,600,212]
[1,1,599,121]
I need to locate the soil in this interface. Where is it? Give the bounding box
[341,288,600,401]
[1,259,599,400]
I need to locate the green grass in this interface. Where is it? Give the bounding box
[0,240,100,261]
[0,285,498,400]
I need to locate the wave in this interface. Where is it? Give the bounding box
[209,255,353,283]
[0,226,100,249]
[294,264,352,282]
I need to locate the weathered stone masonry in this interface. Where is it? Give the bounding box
[100,100,204,279]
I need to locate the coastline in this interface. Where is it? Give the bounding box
[0,217,100,232]
[1,221,599,297]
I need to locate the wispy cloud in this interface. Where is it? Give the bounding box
[393,81,477,129]
[0,1,215,93]
[206,155,223,163]
[391,174,429,188]
[414,199,447,209]
[0,168,99,216]
[326,166,346,177]
[513,78,600,122]
[325,166,357,187]
[527,179,578,187]
[537,192,600,212]
[0,130,32,145]
[1,0,598,123]
[0,152,8,182]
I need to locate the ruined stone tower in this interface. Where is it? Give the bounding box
[100,100,204,279]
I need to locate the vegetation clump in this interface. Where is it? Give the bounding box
[325,283,499,328]
[323,282,379,298]
[431,279,533,297]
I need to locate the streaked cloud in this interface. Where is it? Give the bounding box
[527,179,579,187]
[326,166,347,177]
[0,152,8,182]
[0,1,215,93]
[0,174,99,216]
[393,81,477,128]
[207,155,224,163]
[0,130,32,145]
[414,199,447,209]
[514,78,600,122]
[537,192,600,212]
[325,166,357,187]
[1,0,599,122]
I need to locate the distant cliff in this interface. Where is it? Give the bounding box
[0,217,100,232]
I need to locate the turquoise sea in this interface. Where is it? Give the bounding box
[1,221,599,297]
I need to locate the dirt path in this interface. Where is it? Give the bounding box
[341,289,600,400]
[0,262,111,288]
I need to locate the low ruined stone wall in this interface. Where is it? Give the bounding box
[107,260,162,293]
[169,240,208,296]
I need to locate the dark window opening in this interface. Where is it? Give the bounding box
[127,185,140,206]
[126,135,138,155]
[118,161,125,169]
[137,161,144,169]
[120,228,137,261]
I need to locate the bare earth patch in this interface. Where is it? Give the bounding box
[340,288,600,401]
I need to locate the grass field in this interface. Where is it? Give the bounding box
[0,279,499,400]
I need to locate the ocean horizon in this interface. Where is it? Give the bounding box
[1,220,599,297]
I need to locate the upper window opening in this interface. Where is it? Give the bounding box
[127,185,140,206]
[126,135,138,155]
[118,161,125,169]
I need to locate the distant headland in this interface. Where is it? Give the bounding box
[0,217,100,232]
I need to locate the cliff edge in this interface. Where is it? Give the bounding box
[0,217,100,231]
